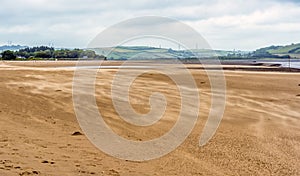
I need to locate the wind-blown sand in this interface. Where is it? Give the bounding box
[0,61,299,175]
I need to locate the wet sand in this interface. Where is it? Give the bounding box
[0,61,299,175]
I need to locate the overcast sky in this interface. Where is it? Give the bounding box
[1,0,300,50]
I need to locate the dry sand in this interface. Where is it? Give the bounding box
[0,61,300,175]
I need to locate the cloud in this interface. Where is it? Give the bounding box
[184,1,300,50]
[0,0,300,50]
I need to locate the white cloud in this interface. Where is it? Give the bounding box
[0,0,300,50]
[185,2,300,50]
[0,25,36,34]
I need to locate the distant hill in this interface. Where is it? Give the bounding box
[0,45,28,52]
[4,43,298,60]
[253,43,300,59]
[90,46,239,60]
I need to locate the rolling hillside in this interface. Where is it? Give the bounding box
[91,46,236,60]
[0,45,28,52]
[256,43,300,55]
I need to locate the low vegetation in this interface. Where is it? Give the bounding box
[0,46,104,60]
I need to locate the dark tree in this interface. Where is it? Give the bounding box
[1,50,16,60]
[13,46,101,60]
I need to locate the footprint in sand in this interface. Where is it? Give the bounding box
[71,131,83,136]
[78,170,96,175]
[107,169,120,176]
[41,160,55,164]
[19,170,40,175]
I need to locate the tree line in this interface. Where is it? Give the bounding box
[0,46,104,60]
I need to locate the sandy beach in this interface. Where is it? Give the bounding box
[0,61,299,175]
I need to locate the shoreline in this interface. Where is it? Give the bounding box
[2,60,300,72]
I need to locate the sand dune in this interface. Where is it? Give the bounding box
[0,61,299,175]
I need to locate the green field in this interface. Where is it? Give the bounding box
[90,46,235,60]
[258,43,300,55]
